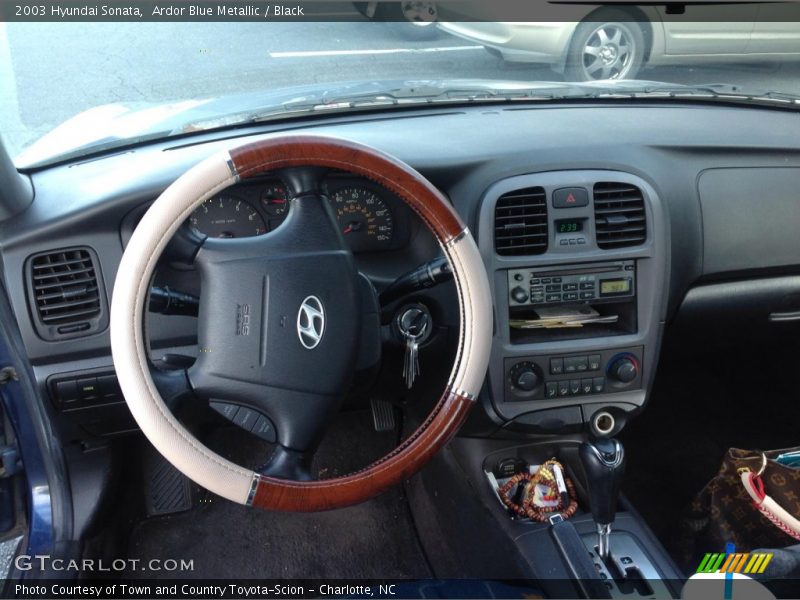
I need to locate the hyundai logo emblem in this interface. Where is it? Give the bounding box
[297,295,325,349]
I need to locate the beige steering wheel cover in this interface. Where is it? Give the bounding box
[110,135,492,509]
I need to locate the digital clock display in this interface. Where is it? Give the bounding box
[556,220,583,234]
[600,279,632,295]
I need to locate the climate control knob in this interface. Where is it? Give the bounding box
[509,362,540,392]
[608,356,639,384]
[510,286,529,304]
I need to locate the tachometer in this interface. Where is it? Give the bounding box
[331,187,394,252]
[189,195,266,238]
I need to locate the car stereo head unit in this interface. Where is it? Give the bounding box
[507,260,636,307]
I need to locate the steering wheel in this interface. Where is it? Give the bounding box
[110,135,492,511]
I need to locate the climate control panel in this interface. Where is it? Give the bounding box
[504,347,643,403]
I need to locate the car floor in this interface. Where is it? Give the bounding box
[116,348,800,580]
[125,410,433,579]
[621,350,800,572]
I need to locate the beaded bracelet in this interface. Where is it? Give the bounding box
[497,459,579,522]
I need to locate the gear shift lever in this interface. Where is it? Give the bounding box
[579,438,625,559]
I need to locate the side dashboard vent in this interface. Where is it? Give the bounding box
[494,187,548,256]
[26,247,108,340]
[593,182,647,249]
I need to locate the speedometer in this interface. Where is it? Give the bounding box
[189,195,266,238]
[331,187,394,252]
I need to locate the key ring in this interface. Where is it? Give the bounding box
[396,303,432,343]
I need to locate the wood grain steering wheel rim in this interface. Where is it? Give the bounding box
[110,135,492,511]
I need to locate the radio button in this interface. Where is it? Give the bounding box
[580,292,594,300]
[553,277,562,283]
[563,292,579,301]
[577,238,587,245]
[563,283,578,291]
[550,358,564,375]
[545,284,561,293]
[541,278,551,284]
[510,286,529,303]
[546,294,561,303]
[580,282,595,290]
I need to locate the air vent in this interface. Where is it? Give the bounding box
[593,182,647,249]
[494,187,548,256]
[26,247,107,340]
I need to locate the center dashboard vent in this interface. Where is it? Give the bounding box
[26,247,108,341]
[494,186,548,256]
[593,182,647,249]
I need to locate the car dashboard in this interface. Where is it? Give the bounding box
[2,100,800,448]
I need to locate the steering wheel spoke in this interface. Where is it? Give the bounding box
[188,361,340,451]
[148,364,194,411]
[161,223,208,266]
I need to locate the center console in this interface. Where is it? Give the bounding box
[448,170,676,595]
[476,170,669,437]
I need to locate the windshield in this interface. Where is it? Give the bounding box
[2,11,800,167]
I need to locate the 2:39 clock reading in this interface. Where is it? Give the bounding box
[556,219,583,234]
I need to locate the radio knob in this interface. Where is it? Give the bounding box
[609,356,638,384]
[510,362,540,392]
[510,286,529,303]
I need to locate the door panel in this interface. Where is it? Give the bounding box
[659,5,757,54]
[750,4,800,54]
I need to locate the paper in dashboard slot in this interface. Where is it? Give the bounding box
[510,306,619,330]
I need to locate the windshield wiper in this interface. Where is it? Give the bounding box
[174,79,800,137]
[561,81,800,107]
[253,83,578,118]
[178,81,586,132]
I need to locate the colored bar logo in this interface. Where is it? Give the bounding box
[696,552,773,574]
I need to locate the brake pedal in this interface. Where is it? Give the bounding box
[142,445,192,517]
[370,398,396,432]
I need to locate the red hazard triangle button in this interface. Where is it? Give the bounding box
[553,187,589,209]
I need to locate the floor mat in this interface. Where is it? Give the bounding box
[127,410,433,579]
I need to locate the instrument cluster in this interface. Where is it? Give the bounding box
[187,173,407,253]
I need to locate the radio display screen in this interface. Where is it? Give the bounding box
[600,278,632,295]
[556,219,583,234]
